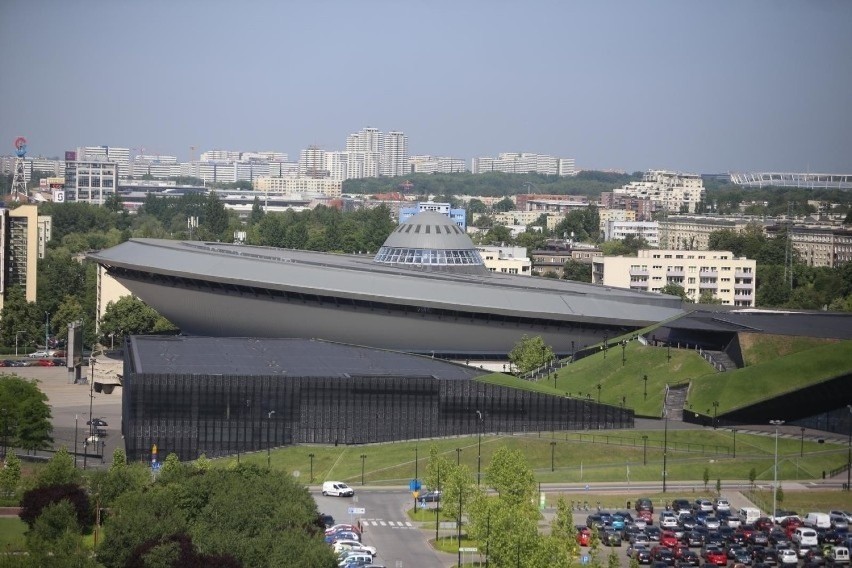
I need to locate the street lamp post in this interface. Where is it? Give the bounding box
[550,441,556,472]
[414,445,419,513]
[667,342,671,361]
[457,486,463,568]
[642,435,648,465]
[732,428,737,459]
[846,405,851,492]
[456,447,462,466]
[435,463,441,542]
[44,312,50,354]
[84,357,95,469]
[663,409,669,493]
[308,453,315,483]
[621,341,626,366]
[643,375,648,400]
[800,427,805,458]
[603,334,608,359]
[596,383,602,404]
[476,410,483,486]
[360,454,367,486]
[712,401,719,429]
[266,410,275,468]
[770,419,785,516]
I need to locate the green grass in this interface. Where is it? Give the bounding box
[476,372,561,395]
[551,341,715,416]
[0,517,27,552]
[220,429,848,487]
[688,340,852,413]
[740,334,839,367]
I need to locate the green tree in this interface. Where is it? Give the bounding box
[749,467,757,489]
[22,499,97,568]
[485,446,537,508]
[0,451,22,499]
[703,467,710,490]
[508,335,555,374]
[660,283,691,302]
[562,259,592,282]
[549,496,579,561]
[0,287,41,350]
[481,224,514,246]
[99,296,177,344]
[716,477,722,496]
[698,290,723,305]
[36,448,80,488]
[0,376,53,452]
[493,197,515,212]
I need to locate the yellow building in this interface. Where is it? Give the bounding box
[253,176,342,198]
[592,249,756,307]
[0,205,42,311]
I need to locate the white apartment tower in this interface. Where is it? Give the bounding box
[383,131,408,177]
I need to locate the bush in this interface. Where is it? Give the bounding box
[19,484,93,531]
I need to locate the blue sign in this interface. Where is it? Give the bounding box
[581,555,590,565]
[409,479,421,491]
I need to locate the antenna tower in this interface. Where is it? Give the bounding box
[11,137,28,201]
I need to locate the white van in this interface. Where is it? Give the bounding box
[804,511,831,529]
[827,546,850,565]
[322,481,354,497]
[739,507,761,525]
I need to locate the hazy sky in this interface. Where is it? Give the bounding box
[1,0,850,173]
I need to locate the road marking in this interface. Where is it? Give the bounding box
[379,521,387,526]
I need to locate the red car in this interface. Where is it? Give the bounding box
[638,510,653,524]
[577,526,592,546]
[703,547,728,566]
[661,531,679,548]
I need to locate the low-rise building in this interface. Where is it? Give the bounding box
[530,243,601,278]
[605,221,660,247]
[766,224,852,268]
[253,176,342,198]
[476,245,531,275]
[592,249,756,307]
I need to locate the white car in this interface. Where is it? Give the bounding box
[28,351,49,358]
[660,513,679,528]
[714,499,731,512]
[778,549,798,565]
[333,540,376,556]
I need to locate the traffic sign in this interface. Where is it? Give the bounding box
[409,479,421,491]
[439,521,458,529]
[581,555,590,565]
[459,547,478,553]
[347,507,366,515]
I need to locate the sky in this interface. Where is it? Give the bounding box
[1,0,850,174]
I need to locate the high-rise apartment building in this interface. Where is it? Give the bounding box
[471,152,576,176]
[63,151,118,205]
[409,155,467,174]
[0,205,43,311]
[383,131,408,177]
[299,146,328,178]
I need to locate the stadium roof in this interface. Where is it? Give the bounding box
[128,336,488,380]
[663,309,852,339]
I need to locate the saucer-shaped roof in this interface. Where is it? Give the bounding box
[374,211,487,274]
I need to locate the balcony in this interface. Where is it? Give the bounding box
[699,270,718,278]
[666,269,685,277]
[734,283,753,290]
[629,268,649,276]
[735,270,753,278]
[699,282,717,290]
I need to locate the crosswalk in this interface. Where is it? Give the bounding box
[360,519,415,529]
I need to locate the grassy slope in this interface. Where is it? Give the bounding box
[688,340,852,413]
[739,333,839,366]
[478,337,851,417]
[0,517,26,552]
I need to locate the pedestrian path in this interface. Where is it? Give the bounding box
[360,518,416,529]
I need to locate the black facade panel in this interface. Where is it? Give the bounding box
[124,373,634,462]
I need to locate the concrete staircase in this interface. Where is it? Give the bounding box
[705,350,738,371]
[664,384,689,421]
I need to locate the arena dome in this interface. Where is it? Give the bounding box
[373,211,488,274]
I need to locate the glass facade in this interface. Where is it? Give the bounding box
[123,372,633,462]
[373,246,484,266]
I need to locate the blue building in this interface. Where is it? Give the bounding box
[399,202,466,230]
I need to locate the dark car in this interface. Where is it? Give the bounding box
[803,547,826,567]
[603,530,623,547]
[685,531,705,548]
[819,529,845,546]
[319,514,335,528]
[419,490,441,503]
[680,515,698,531]
[87,417,108,427]
[672,500,692,516]
[750,532,770,546]
[679,549,701,567]
[587,514,606,531]
[755,518,775,532]
[629,545,653,565]
[652,546,676,566]
[647,526,663,542]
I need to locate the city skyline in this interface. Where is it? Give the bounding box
[1,1,850,174]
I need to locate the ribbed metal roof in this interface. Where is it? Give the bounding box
[129,336,488,380]
[381,211,474,250]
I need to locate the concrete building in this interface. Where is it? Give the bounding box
[658,215,769,251]
[383,131,408,177]
[599,192,654,221]
[253,176,342,198]
[593,249,756,307]
[96,265,134,336]
[471,152,576,176]
[604,221,660,248]
[409,155,467,174]
[63,154,119,205]
[399,202,466,230]
[766,224,852,268]
[530,244,601,278]
[476,245,531,275]
[613,170,705,214]
[0,205,42,311]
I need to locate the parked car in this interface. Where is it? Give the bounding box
[661,531,679,549]
[778,548,799,565]
[715,499,731,513]
[684,531,705,548]
[679,549,701,567]
[695,499,715,513]
[628,544,653,565]
[829,514,849,531]
[826,546,850,565]
[333,540,377,556]
[702,546,728,566]
[652,546,675,566]
[319,514,335,528]
[672,500,692,515]
[28,351,49,358]
[829,511,852,524]
[603,529,623,547]
[577,526,592,547]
